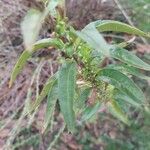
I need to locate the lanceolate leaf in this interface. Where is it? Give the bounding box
[33,38,64,50]
[76,87,92,110]
[106,64,150,81]
[43,81,58,133]
[76,23,110,57]
[9,50,31,88]
[108,100,130,125]
[58,61,77,132]
[113,89,141,108]
[94,20,150,38]
[81,102,101,122]
[9,38,63,87]
[97,69,145,103]
[30,75,57,113]
[110,46,150,71]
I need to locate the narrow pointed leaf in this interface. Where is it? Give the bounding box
[43,81,57,133]
[9,38,63,87]
[81,102,101,122]
[76,87,92,110]
[108,100,130,125]
[9,50,31,87]
[113,89,141,108]
[76,24,110,57]
[30,75,57,113]
[110,46,150,71]
[58,61,77,132]
[33,38,64,50]
[94,20,150,38]
[106,64,150,81]
[97,69,145,103]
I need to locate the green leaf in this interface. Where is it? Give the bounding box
[9,50,31,87]
[81,102,101,122]
[113,89,141,108]
[76,87,92,110]
[76,23,111,57]
[30,75,57,113]
[110,46,150,71]
[21,9,43,50]
[94,20,150,38]
[108,100,130,125]
[43,80,57,133]
[9,38,63,87]
[33,38,64,50]
[58,61,77,132]
[106,64,150,81]
[97,69,145,103]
